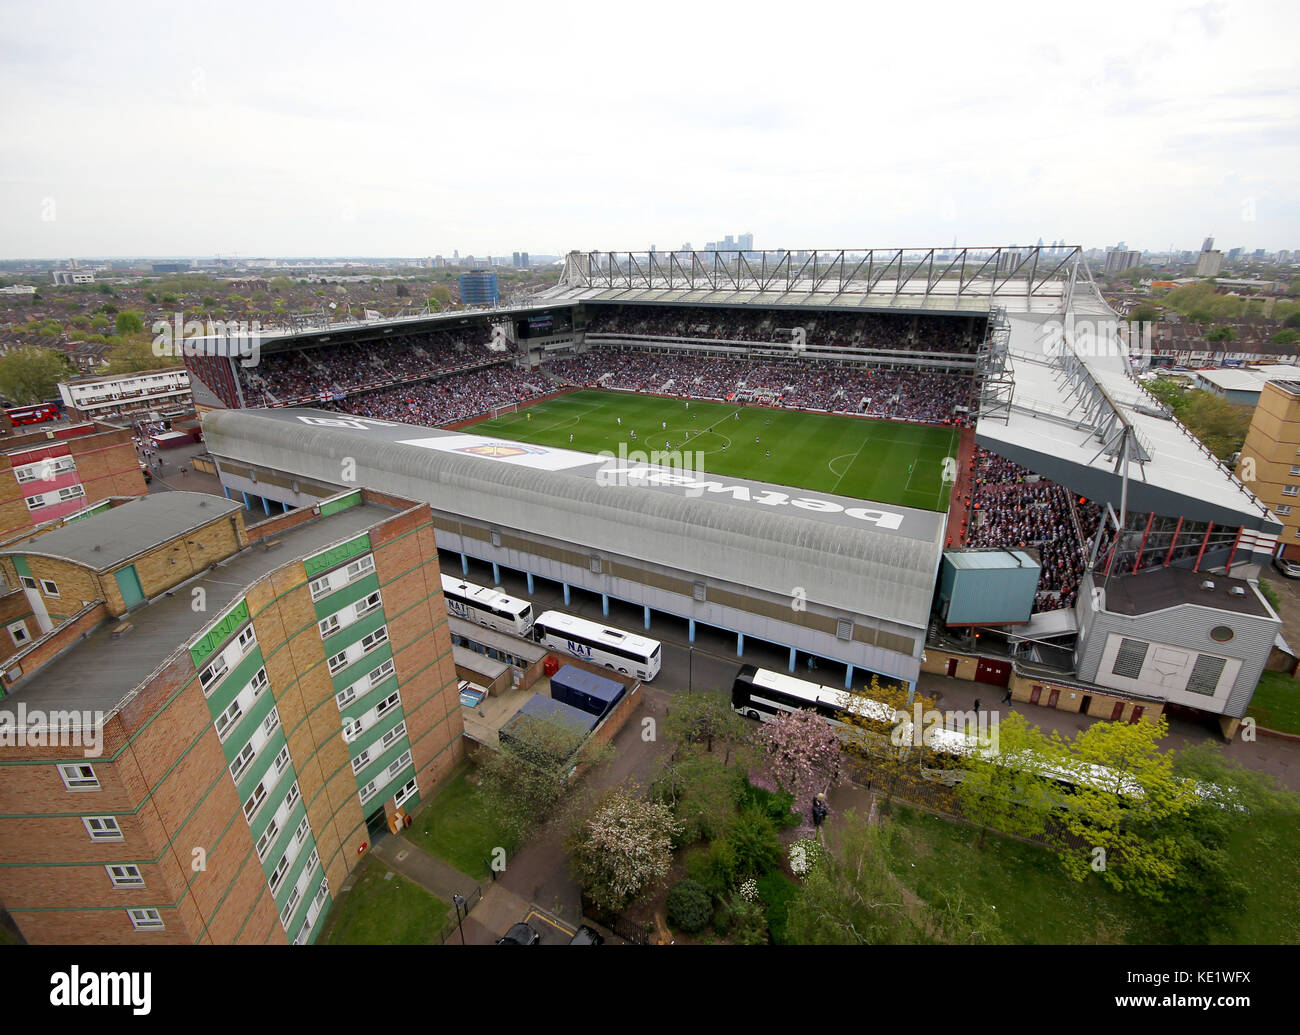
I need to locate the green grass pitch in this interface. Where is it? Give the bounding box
[470,390,959,512]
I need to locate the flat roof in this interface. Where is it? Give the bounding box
[0,492,243,572]
[1100,566,1271,619]
[945,549,1038,571]
[6,500,395,717]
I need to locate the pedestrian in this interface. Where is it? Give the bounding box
[1001,687,1013,704]
[973,698,981,714]
[812,792,829,828]
[181,467,188,477]
[569,433,574,443]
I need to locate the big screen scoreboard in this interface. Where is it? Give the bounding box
[515,310,573,339]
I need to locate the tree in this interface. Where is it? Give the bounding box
[952,711,1059,847]
[475,714,613,846]
[0,346,74,404]
[1272,329,1299,345]
[1205,326,1237,343]
[837,674,941,810]
[1283,312,1300,330]
[428,284,453,308]
[663,690,750,758]
[568,785,681,914]
[395,283,409,297]
[1045,717,1201,898]
[650,749,745,843]
[1127,305,1159,324]
[1179,391,1251,459]
[103,335,180,375]
[755,707,844,812]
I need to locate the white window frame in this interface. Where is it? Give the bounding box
[229,742,256,782]
[380,721,407,751]
[394,776,418,811]
[41,579,59,598]
[1278,505,1293,516]
[1284,485,1299,497]
[57,484,86,502]
[19,576,36,591]
[128,908,164,930]
[83,815,123,841]
[214,698,244,742]
[58,763,99,791]
[107,864,145,889]
[7,619,30,646]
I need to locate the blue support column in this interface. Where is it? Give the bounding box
[460,552,469,575]
[601,594,609,616]
[241,491,252,509]
[492,561,500,585]
[563,583,571,606]
[788,646,797,672]
[643,605,651,629]
[737,633,745,656]
[281,500,291,514]
[688,619,696,643]
[844,664,855,690]
[526,572,535,594]
[261,496,271,515]
[223,486,232,499]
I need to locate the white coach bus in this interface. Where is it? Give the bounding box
[533,611,662,681]
[440,574,534,636]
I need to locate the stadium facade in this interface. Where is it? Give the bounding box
[183,245,1284,734]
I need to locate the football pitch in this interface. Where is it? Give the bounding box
[471,390,959,512]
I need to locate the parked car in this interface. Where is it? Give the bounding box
[496,922,540,945]
[569,925,604,945]
[1273,556,1300,579]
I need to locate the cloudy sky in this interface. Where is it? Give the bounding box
[1,0,1297,259]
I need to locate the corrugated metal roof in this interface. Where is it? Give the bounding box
[945,549,1037,570]
[204,409,947,631]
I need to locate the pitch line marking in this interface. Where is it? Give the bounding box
[829,427,872,496]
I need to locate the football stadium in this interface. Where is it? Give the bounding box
[190,245,1284,734]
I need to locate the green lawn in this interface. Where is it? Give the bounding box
[1247,670,1300,735]
[402,764,513,879]
[318,859,451,945]
[471,390,959,511]
[888,802,1300,944]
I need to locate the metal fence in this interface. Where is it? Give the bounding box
[432,884,482,946]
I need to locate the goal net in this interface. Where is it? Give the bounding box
[491,402,518,418]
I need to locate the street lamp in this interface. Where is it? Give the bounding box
[452,893,467,945]
[688,645,694,692]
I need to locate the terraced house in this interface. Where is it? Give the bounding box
[0,487,462,944]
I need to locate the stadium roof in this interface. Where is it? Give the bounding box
[974,292,1281,539]
[542,246,1088,317]
[202,408,948,632]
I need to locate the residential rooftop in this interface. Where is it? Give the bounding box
[1099,565,1272,620]
[5,499,395,718]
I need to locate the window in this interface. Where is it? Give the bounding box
[1187,654,1227,695]
[358,778,378,805]
[57,485,85,502]
[26,495,47,510]
[1284,485,1299,497]
[1279,505,1294,516]
[284,781,300,812]
[293,815,310,849]
[355,590,382,618]
[200,654,229,695]
[214,698,244,741]
[394,776,418,811]
[375,691,400,721]
[262,707,281,737]
[1290,465,1300,477]
[83,816,123,841]
[308,574,332,601]
[8,620,29,646]
[229,742,256,782]
[1210,625,1234,643]
[360,626,388,652]
[58,763,99,791]
[1111,638,1149,679]
[243,782,268,822]
[19,576,36,591]
[40,579,59,597]
[346,556,374,580]
[351,748,372,775]
[269,853,291,895]
[128,908,164,930]
[256,816,280,862]
[107,864,145,889]
[280,886,302,928]
[328,648,351,676]
[272,746,291,779]
[318,613,340,638]
[342,718,363,743]
[380,721,407,751]
[236,625,256,652]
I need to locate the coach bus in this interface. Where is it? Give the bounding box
[533,611,661,681]
[729,665,1159,804]
[4,401,61,428]
[440,574,533,636]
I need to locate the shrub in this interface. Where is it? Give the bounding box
[742,781,799,828]
[725,806,783,877]
[685,839,737,898]
[756,871,800,945]
[715,893,768,945]
[666,880,713,934]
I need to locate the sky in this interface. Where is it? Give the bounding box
[1,0,1298,259]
